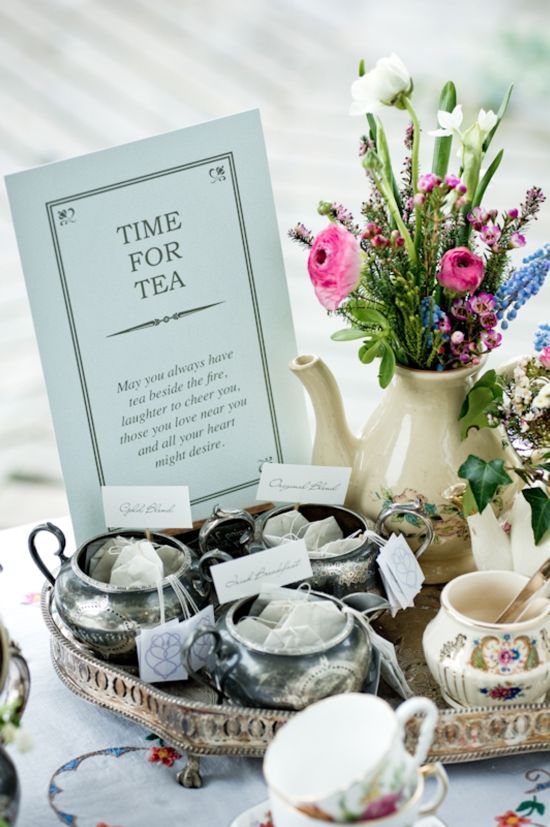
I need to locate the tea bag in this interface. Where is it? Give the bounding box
[248,585,310,617]
[110,540,164,587]
[263,511,309,545]
[302,516,343,551]
[310,535,364,559]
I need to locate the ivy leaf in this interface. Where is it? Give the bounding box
[459,370,503,439]
[522,488,550,545]
[378,341,396,389]
[458,455,512,513]
[331,328,367,341]
[358,340,382,364]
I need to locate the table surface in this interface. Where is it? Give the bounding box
[1,518,549,827]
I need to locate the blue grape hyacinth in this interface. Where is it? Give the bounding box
[495,244,550,329]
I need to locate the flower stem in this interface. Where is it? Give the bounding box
[370,169,417,266]
[404,97,422,254]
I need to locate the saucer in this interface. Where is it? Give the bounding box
[228,800,447,827]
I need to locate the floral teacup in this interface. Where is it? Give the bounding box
[268,764,448,827]
[422,570,550,708]
[263,693,438,822]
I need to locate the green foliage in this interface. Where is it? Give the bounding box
[331,328,367,341]
[483,84,513,153]
[458,455,512,513]
[431,81,456,178]
[459,370,503,439]
[472,149,504,209]
[522,487,550,544]
[378,341,396,388]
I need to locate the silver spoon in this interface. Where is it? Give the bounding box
[494,558,550,624]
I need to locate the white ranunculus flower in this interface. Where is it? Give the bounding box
[533,383,550,409]
[477,108,498,134]
[428,104,463,138]
[350,53,412,116]
[14,727,32,753]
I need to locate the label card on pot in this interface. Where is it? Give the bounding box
[137,604,215,683]
[6,110,310,544]
[101,484,192,529]
[377,533,424,616]
[210,540,312,604]
[256,462,352,505]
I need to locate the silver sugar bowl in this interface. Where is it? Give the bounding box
[183,593,372,710]
[28,523,214,663]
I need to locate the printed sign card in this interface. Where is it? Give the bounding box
[6,111,310,542]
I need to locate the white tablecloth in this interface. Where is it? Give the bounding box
[0,518,549,827]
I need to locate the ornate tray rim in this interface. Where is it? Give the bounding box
[41,585,550,785]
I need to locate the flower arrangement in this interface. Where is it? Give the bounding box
[290,54,549,387]
[457,327,550,545]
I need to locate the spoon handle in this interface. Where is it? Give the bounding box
[494,558,550,624]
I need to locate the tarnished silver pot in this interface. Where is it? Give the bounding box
[183,594,372,710]
[0,747,19,825]
[27,523,216,663]
[199,502,434,599]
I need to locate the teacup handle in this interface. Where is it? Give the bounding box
[375,501,434,559]
[395,696,438,767]
[418,763,449,816]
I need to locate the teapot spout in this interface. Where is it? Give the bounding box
[290,354,358,468]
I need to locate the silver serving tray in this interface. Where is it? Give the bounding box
[42,584,550,788]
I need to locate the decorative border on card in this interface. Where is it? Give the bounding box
[44,152,283,501]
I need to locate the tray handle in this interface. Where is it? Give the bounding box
[27,523,68,586]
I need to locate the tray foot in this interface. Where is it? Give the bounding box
[177,754,202,788]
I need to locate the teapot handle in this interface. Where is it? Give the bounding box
[198,505,256,557]
[27,523,68,586]
[375,501,434,559]
[3,640,31,722]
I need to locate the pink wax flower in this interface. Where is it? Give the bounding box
[510,231,526,248]
[480,224,501,246]
[467,207,487,231]
[371,234,390,248]
[307,224,361,310]
[451,330,465,345]
[539,346,550,369]
[450,298,469,320]
[468,292,496,315]
[418,172,441,193]
[362,222,382,239]
[413,193,426,206]
[507,208,519,219]
[444,174,462,189]
[481,329,503,350]
[480,311,498,329]
[438,314,451,334]
[437,247,485,293]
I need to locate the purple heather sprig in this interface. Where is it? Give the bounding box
[288,222,314,247]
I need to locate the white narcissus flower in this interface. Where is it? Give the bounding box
[533,383,550,409]
[429,104,463,137]
[350,53,412,116]
[477,108,498,134]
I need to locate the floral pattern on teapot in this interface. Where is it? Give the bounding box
[470,634,540,676]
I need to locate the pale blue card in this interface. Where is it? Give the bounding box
[6,111,310,542]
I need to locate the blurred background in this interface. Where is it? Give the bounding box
[0,0,548,527]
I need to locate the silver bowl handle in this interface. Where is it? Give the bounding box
[375,501,434,559]
[198,506,256,556]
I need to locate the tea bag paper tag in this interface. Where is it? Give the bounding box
[137,605,214,683]
[101,485,192,529]
[367,626,414,699]
[256,463,352,505]
[377,533,424,616]
[210,540,312,604]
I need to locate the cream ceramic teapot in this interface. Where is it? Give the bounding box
[290,354,517,584]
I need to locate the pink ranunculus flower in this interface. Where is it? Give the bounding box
[437,247,485,293]
[539,346,550,370]
[307,224,361,310]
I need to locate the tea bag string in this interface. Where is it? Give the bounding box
[279,511,309,544]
